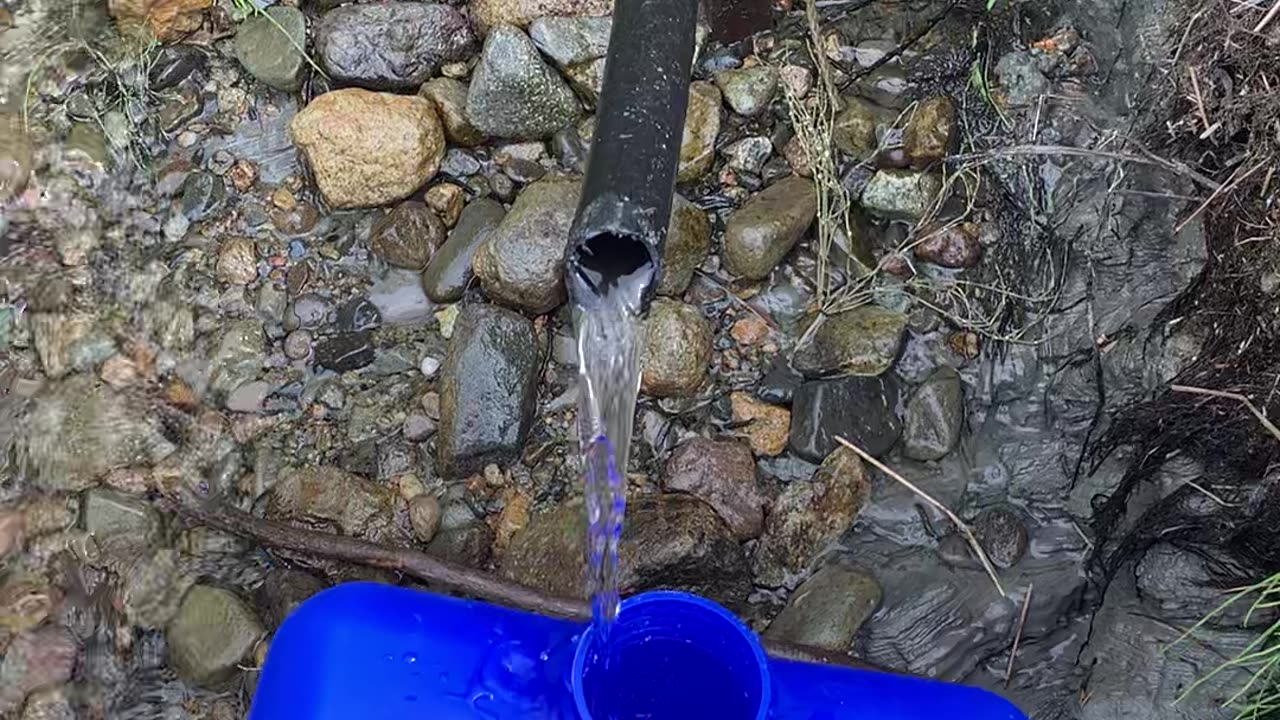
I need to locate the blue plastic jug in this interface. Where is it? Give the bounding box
[250,583,1027,720]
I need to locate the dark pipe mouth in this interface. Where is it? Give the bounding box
[566,231,659,309]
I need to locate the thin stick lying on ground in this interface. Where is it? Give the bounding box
[176,498,884,671]
[1170,384,1280,443]
[835,437,1006,597]
[173,500,591,619]
[1174,159,1268,233]
[1006,583,1034,687]
[950,145,1221,191]
[1254,0,1280,32]
[1187,66,1212,135]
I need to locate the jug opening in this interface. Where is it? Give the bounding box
[571,591,770,720]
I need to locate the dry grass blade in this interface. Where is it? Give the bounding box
[1170,384,1280,444]
[1174,159,1268,233]
[1006,583,1034,687]
[835,436,1007,597]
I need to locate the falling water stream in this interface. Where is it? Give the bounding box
[569,236,653,639]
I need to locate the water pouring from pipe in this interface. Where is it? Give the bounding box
[564,0,699,636]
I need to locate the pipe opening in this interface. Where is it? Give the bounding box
[571,592,771,720]
[566,231,658,309]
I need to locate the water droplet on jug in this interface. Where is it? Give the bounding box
[384,653,394,662]
[439,672,450,683]
[404,695,417,703]
[403,652,418,664]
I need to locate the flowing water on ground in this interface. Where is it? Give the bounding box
[570,248,650,637]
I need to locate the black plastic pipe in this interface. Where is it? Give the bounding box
[564,0,700,313]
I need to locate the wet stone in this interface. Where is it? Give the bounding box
[420,77,485,147]
[757,357,804,405]
[765,560,882,652]
[724,136,773,175]
[423,199,506,303]
[472,0,611,31]
[901,366,963,461]
[834,103,877,162]
[659,195,712,296]
[502,158,546,184]
[82,488,158,546]
[290,89,445,209]
[793,306,908,378]
[790,375,902,462]
[369,201,446,271]
[529,15,611,66]
[472,177,580,313]
[714,65,778,117]
[403,414,437,442]
[226,380,272,413]
[437,305,541,478]
[665,437,766,540]
[150,45,206,90]
[754,446,870,588]
[723,175,818,280]
[641,299,712,398]
[315,3,474,89]
[860,169,944,220]
[442,148,482,178]
[425,183,465,226]
[167,586,264,688]
[180,172,225,221]
[679,82,721,183]
[500,495,752,608]
[730,392,792,457]
[552,125,589,172]
[255,568,326,630]
[902,96,956,168]
[914,222,982,269]
[971,504,1028,569]
[336,297,381,332]
[409,494,442,542]
[0,626,77,715]
[234,6,306,91]
[286,293,331,330]
[266,466,409,544]
[314,331,375,372]
[466,26,582,140]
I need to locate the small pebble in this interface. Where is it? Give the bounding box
[216,238,258,286]
[731,315,770,346]
[271,187,297,211]
[176,131,199,148]
[421,391,441,420]
[228,159,258,192]
[403,414,437,442]
[420,356,441,378]
[0,511,23,561]
[397,474,426,501]
[425,184,464,227]
[408,495,442,543]
[99,355,141,388]
[441,62,469,79]
[283,330,312,360]
[780,64,812,99]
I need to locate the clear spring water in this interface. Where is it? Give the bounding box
[569,236,652,639]
[574,295,643,636]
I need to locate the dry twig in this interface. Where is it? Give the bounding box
[835,436,1007,597]
[1006,583,1034,687]
[1170,384,1280,444]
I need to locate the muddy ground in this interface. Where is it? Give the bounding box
[2,0,1279,717]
